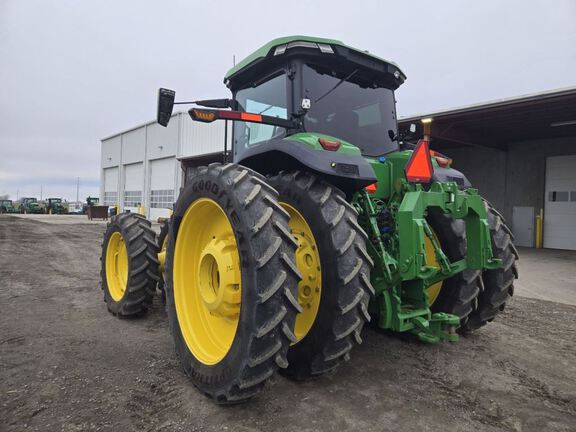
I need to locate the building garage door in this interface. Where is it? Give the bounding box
[103,167,119,205]
[123,163,144,213]
[149,158,176,220]
[544,155,576,250]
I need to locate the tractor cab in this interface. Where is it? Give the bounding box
[87,196,99,206]
[221,37,406,184]
[225,36,406,162]
[0,199,16,213]
[20,197,43,214]
[158,36,407,192]
[46,198,65,214]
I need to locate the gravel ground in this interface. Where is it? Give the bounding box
[1,215,575,432]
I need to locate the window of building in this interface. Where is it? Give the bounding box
[548,191,569,202]
[150,189,174,209]
[124,190,142,207]
[103,192,118,206]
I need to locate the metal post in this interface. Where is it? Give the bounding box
[223,120,228,163]
[535,208,544,248]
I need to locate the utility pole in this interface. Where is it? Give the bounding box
[40,185,43,200]
[76,177,80,204]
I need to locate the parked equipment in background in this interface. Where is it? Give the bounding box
[20,197,44,214]
[0,199,18,214]
[82,196,100,214]
[99,36,518,403]
[46,198,66,215]
[81,196,108,220]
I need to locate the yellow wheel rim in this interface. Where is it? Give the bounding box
[105,231,129,301]
[173,198,241,365]
[424,228,443,306]
[281,203,321,343]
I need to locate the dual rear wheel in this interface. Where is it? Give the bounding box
[100,164,372,402]
[100,163,516,402]
[424,204,517,332]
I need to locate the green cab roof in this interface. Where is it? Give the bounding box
[224,35,404,83]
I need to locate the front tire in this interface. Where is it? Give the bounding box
[100,213,159,317]
[268,171,373,380]
[165,163,300,403]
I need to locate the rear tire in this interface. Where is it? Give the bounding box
[165,163,300,403]
[462,201,518,331]
[100,213,159,317]
[268,171,374,380]
[426,209,481,330]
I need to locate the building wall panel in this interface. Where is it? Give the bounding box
[147,117,179,160]
[101,136,121,168]
[181,115,230,158]
[121,127,146,164]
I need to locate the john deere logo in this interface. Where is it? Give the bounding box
[193,109,216,122]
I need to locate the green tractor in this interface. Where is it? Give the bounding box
[0,199,18,214]
[20,197,44,214]
[82,196,100,214]
[46,198,66,214]
[100,36,517,402]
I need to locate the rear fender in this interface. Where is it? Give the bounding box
[236,136,377,195]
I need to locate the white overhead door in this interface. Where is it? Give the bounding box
[544,155,576,250]
[103,167,119,205]
[149,158,176,220]
[123,163,144,212]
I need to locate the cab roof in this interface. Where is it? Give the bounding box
[224,35,406,90]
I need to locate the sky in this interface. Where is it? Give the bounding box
[1,0,575,201]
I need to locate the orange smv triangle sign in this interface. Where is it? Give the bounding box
[405,139,434,183]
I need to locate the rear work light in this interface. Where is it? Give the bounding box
[405,139,434,183]
[430,150,453,168]
[318,138,341,151]
[273,41,334,56]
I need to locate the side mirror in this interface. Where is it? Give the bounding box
[157,88,176,127]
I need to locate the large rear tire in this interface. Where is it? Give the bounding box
[100,213,159,317]
[268,171,373,380]
[165,163,300,403]
[462,201,518,331]
[426,209,482,330]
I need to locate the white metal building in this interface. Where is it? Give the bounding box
[398,87,576,251]
[100,112,228,220]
